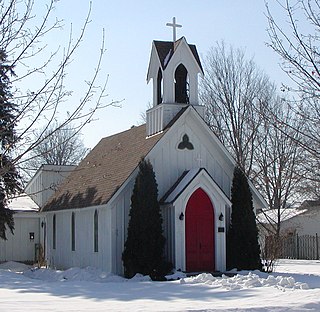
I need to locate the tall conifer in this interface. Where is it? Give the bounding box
[227,166,262,270]
[122,158,167,279]
[0,50,21,240]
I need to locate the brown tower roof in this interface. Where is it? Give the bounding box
[153,37,203,72]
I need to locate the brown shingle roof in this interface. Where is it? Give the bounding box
[154,37,203,72]
[42,124,165,212]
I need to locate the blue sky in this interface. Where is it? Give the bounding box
[45,1,287,148]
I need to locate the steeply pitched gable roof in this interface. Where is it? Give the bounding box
[42,124,165,212]
[160,168,230,205]
[154,37,203,72]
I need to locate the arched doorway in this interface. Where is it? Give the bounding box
[185,188,214,272]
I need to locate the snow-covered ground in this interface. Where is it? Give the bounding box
[1,259,320,311]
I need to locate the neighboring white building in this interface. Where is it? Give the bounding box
[258,201,320,260]
[281,201,320,236]
[0,194,40,263]
[258,201,320,237]
[25,164,76,208]
[41,36,266,275]
[0,165,77,264]
[258,200,320,236]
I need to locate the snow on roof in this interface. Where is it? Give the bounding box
[7,194,39,212]
[257,208,307,224]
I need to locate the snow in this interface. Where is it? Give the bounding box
[257,207,307,224]
[7,193,39,211]
[180,271,308,290]
[0,261,31,272]
[1,259,320,311]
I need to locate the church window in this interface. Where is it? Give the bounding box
[71,212,75,251]
[175,64,189,104]
[94,210,98,252]
[157,68,163,104]
[178,134,194,150]
[53,214,56,249]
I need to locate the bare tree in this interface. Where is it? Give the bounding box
[254,98,304,234]
[298,158,320,199]
[200,42,275,176]
[24,123,89,177]
[200,42,308,270]
[0,0,119,238]
[266,0,320,199]
[266,0,320,156]
[0,0,118,180]
[252,97,308,271]
[266,0,320,98]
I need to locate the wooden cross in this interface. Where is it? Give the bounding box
[166,17,182,42]
[195,154,203,168]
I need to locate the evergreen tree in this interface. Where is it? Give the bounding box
[0,50,21,240]
[227,166,262,271]
[122,158,167,280]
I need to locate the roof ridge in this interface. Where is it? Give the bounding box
[100,124,145,141]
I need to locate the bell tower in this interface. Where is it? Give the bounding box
[146,18,204,136]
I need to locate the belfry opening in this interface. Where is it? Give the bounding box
[157,68,163,105]
[175,64,189,104]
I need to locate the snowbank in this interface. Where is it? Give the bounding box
[180,271,309,290]
[23,266,125,283]
[15,262,308,291]
[0,261,30,272]
[23,266,182,283]
[0,259,319,312]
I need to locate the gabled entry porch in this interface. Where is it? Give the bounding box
[161,168,230,273]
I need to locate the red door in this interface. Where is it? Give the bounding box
[186,188,214,272]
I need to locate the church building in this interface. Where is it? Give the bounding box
[41,25,265,275]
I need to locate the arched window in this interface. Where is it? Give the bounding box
[53,214,56,249]
[94,210,98,252]
[157,68,163,104]
[71,212,75,251]
[175,64,189,103]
